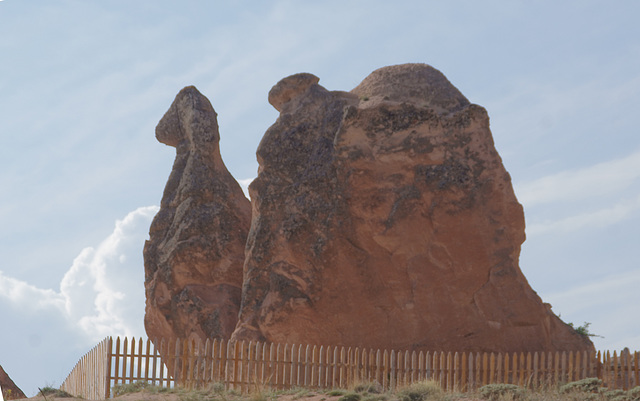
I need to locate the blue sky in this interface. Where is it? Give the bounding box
[1,0,639,396]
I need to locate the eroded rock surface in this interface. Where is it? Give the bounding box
[0,365,26,400]
[144,86,251,343]
[231,64,593,352]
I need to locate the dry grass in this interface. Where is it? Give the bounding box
[30,379,640,401]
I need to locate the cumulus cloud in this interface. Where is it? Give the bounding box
[0,271,65,312]
[0,205,157,342]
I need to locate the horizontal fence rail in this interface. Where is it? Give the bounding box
[60,336,639,399]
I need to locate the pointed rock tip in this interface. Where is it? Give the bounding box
[352,63,470,113]
[156,85,218,148]
[268,73,320,112]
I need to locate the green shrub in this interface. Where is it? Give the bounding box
[207,382,225,394]
[290,388,311,399]
[629,386,640,400]
[327,389,347,396]
[478,383,525,401]
[38,387,73,398]
[353,381,383,394]
[605,389,626,398]
[396,380,442,401]
[603,386,640,401]
[111,381,152,396]
[338,392,362,401]
[178,388,220,401]
[559,377,603,394]
[362,394,388,401]
[567,322,603,338]
[249,388,276,401]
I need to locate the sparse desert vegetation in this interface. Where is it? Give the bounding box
[96,378,640,401]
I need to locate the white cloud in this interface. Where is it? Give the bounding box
[0,205,157,342]
[238,177,255,198]
[515,149,640,207]
[0,271,65,312]
[526,194,640,235]
[543,270,640,351]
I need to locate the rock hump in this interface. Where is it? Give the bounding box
[268,73,320,112]
[352,63,470,113]
[145,64,594,354]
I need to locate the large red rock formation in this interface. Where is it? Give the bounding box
[144,86,251,343]
[145,65,593,354]
[0,365,26,400]
[231,64,593,352]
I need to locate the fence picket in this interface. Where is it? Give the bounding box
[265,343,275,388]
[439,352,446,390]
[467,352,474,390]
[635,351,639,388]
[519,352,525,386]
[483,351,489,387]
[137,338,144,383]
[532,352,539,388]
[611,350,616,390]
[624,349,631,390]
[526,352,532,387]
[567,351,574,383]
[312,345,319,387]
[602,351,608,389]
[453,352,459,391]
[489,353,495,385]
[318,346,326,388]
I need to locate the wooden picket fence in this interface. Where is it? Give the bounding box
[60,337,640,400]
[60,338,111,400]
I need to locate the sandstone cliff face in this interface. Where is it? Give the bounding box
[144,86,251,342]
[231,64,593,352]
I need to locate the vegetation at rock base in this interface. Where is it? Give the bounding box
[38,387,73,399]
[559,377,603,393]
[396,381,443,401]
[102,379,640,401]
[478,383,526,400]
[567,322,603,338]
